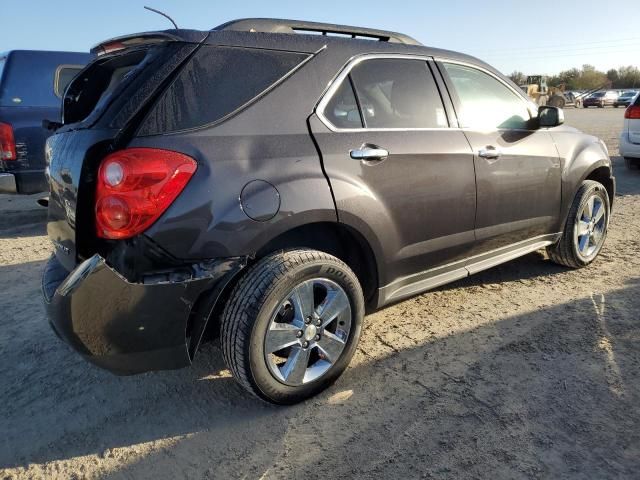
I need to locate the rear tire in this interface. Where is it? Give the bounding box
[547,180,610,269]
[220,249,364,404]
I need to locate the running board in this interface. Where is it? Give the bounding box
[377,234,560,307]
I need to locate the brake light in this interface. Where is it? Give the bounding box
[97,41,126,56]
[95,148,197,239]
[625,105,640,119]
[0,123,16,161]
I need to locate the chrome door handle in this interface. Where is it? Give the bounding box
[478,146,501,159]
[350,144,389,161]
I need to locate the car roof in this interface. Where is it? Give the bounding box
[92,19,513,87]
[201,28,510,84]
[206,18,494,65]
[95,19,499,74]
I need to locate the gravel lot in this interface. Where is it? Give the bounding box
[1,108,639,479]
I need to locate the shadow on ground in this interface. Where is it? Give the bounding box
[613,156,640,196]
[1,252,638,478]
[0,207,47,238]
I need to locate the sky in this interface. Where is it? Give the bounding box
[2,0,639,76]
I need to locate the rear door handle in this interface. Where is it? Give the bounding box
[478,146,501,159]
[350,144,389,161]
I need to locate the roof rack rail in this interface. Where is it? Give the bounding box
[213,18,423,46]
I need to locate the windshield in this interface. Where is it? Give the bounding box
[591,92,605,98]
[0,57,5,83]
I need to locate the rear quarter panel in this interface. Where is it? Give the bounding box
[128,53,338,260]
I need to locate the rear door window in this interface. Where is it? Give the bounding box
[54,66,83,97]
[324,78,363,129]
[139,46,310,134]
[442,63,532,130]
[348,58,448,129]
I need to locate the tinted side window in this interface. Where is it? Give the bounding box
[348,59,448,129]
[55,66,83,97]
[443,63,531,130]
[324,79,363,129]
[140,46,309,134]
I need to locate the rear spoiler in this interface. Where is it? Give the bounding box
[90,30,208,56]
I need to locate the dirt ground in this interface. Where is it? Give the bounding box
[1,108,639,479]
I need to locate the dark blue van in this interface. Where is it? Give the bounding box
[0,50,92,194]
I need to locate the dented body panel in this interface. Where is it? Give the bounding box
[43,253,246,374]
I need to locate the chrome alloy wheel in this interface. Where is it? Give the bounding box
[574,194,607,260]
[264,278,352,386]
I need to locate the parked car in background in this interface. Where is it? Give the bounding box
[614,91,638,108]
[0,50,92,194]
[583,90,618,108]
[42,19,615,404]
[620,93,640,169]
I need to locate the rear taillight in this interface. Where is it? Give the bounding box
[0,123,17,161]
[625,105,640,119]
[95,148,197,239]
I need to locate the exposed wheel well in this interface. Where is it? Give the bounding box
[585,166,615,208]
[200,222,379,344]
[255,222,378,302]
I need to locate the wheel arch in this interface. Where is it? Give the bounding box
[193,221,381,353]
[254,221,380,306]
[559,157,614,231]
[584,165,615,209]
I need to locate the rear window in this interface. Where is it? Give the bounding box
[138,46,310,135]
[62,49,148,124]
[54,66,83,97]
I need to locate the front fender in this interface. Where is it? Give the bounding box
[549,130,613,230]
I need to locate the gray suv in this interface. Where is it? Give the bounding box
[42,19,615,404]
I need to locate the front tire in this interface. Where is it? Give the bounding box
[547,180,610,268]
[220,249,364,404]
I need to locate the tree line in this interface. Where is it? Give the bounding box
[509,65,640,90]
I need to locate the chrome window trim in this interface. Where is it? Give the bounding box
[316,53,536,133]
[434,57,539,125]
[316,53,456,133]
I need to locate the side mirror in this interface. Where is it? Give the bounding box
[538,106,564,128]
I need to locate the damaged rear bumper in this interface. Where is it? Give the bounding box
[42,253,245,375]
